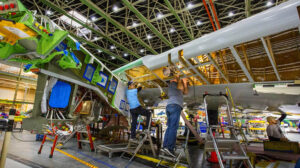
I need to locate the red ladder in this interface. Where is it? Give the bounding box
[38,125,94,158]
[76,125,95,152]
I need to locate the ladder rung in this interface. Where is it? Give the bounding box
[216,139,239,143]
[222,154,248,160]
[122,148,136,154]
[210,125,233,128]
[129,139,141,144]
[159,154,177,161]
[78,140,91,143]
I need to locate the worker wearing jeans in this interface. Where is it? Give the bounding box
[126,81,151,140]
[162,74,188,157]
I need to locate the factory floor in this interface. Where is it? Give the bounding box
[0,131,204,168]
[0,131,154,168]
[1,131,299,168]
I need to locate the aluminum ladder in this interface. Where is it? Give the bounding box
[121,115,156,162]
[156,126,190,168]
[203,93,253,168]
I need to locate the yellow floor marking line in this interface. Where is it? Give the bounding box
[55,148,98,168]
[135,154,187,168]
[46,137,185,168]
[45,137,98,168]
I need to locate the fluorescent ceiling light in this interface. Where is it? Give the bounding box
[266,1,273,7]
[110,45,116,50]
[140,49,145,53]
[170,28,175,33]
[157,13,163,19]
[228,11,234,17]
[146,34,152,39]
[60,10,90,28]
[112,5,119,12]
[196,20,202,26]
[187,3,193,9]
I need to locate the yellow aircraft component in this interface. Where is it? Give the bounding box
[249,127,266,131]
[248,120,266,124]
[0,20,37,45]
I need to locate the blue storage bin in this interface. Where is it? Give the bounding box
[199,122,207,133]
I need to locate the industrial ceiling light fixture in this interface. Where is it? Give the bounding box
[228,11,234,17]
[266,1,273,7]
[123,53,128,57]
[97,49,102,53]
[112,5,119,12]
[146,34,152,39]
[187,3,193,9]
[170,27,175,33]
[91,16,97,22]
[110,45,116,50]
[111,56,116,60]
[140,49,145,53]
[45,10,53,16]
[157,13,164,19]
[132,22,138,27]
[60,10,90,28]
[196,20,202,26]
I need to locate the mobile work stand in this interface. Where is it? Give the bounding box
[157,126,191,168]
[96,115,146,159]
[202,93,253,168]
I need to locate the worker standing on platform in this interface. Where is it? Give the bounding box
[162,74,188,157]
[126,81,151,140]
[266,110,288,141]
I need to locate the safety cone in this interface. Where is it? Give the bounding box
[207,151,219,163]
[207,131,225,163]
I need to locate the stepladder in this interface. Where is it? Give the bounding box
[121,115,156,163]
[38,123,94,158]
[157,125,191,168]
[202,93,253,168]
[76,124,95,152]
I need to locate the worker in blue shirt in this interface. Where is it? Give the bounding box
[126,81,151,140]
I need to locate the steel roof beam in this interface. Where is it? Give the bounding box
[245,0,251,17]
[69,32,123,68]
[261,37,281,81]
[230,46,254,82]
[164,0,194,40]
[206,53,230,83]
[122,0,174,48]
[81,0,158,55]
[40,0,139,60]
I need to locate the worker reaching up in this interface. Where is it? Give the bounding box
[266,110,288,141]
[126,81,151,140]
[162,73,189,157]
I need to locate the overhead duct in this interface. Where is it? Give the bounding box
[253,83,300,95]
